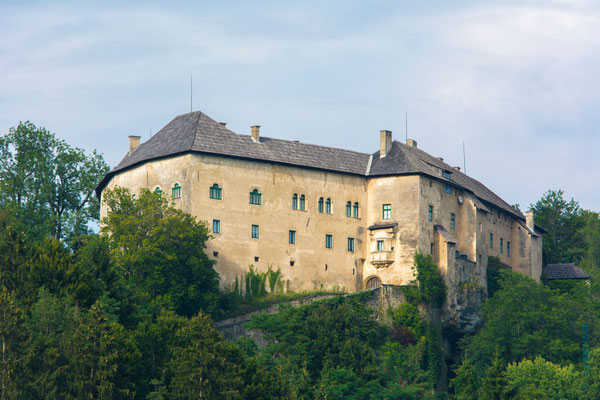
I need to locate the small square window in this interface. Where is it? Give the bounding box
[252,224,259,239]
[377,240,384,251]
[325,234,333,249]
[347,237,355,252]
[442,170,451,179]
[289,230,296,244]
[444,184,452,194]
[212,219,220,234]
[254,256,259,262]
[382,204,392,220]
[213,251,219,257]
[290,260,295,266]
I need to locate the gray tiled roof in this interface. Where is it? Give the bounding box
[543,263,590,280]
[96,111,524,220]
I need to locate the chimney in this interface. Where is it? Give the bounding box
[128,135,141,153]
[219,122,227,127]
[251,125,261,143]
[379,130,392,158]
[526,210,535,232]
[407,139,417,148]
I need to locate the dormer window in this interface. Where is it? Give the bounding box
[442,170,451,179]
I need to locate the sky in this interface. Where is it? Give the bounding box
[1,0,599,211]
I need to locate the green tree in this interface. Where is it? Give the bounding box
[0,122,109,242]
[0,288,27,400]
[529,189,585,265]
[412,252,446,308]
[101,187,220,317]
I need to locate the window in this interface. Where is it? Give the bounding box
[428,205,433,221]
[292,193,298,210]
[377,240,384,251]
[353,202,359,218]
[289,230,296,244]
[300,195,305,211]
[507,241,511,257]
[154,187,162,194]
[500,238,504,254]
[444,184,452,194]
[132,194,136,200]
[382,204,392,220]
[209,184,222,200]
[450,213,456,230]
[348,237,355,252]
[490,233,493,249]
[346,201,352,217]
[430,243,434,254]
[325,234,333,249]
[249,189,261,205]
[325,198,332,214]
[442,170,451,179]
[212,219,220,234]
[318,197,324,213]
[252,224,259,239]
[172,183,181,199]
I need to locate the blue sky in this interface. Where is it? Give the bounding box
[1,0,599,211]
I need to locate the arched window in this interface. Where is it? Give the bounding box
[299,195,305,211]
[353,202,359,218]
[250,189,262,205]
[154,187,162,194]
[318,197,324,213]
[325,198,331,214]
[346,201,352,217]
[210,184,222,200]
[292,193,298,210]
[172,183,181,199]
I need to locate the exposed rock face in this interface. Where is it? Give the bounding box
[442,257,485,334]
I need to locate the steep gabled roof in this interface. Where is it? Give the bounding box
[96,111,524,220]
[543,263,590,280]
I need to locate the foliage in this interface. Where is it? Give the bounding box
[101,187,220,317]
[0,121,109,243]
[486,256,504,298]
[412,251,446,308]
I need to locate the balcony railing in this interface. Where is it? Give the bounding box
[371,251,394,266]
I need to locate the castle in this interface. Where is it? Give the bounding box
[96,111,542,295]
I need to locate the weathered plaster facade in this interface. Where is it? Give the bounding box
[98,111,543,296]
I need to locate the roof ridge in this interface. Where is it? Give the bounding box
[239,134,371,156]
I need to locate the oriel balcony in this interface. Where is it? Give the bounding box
[371,251,394,267]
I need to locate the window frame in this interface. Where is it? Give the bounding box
[347,237,355,252]
[299,194,305,211]
[252,224,259,239]
[292,193,298,210]
[209,183,222,200]
[325,234,333,249]
[490,233,493,249]
[325,198,332,214]
[318,197,324,213]
[382,204,392,220]
[249,189,262,205]
[346,201,352,217]
[500,238,503,254]
[376,240,384,251]
[289,229,296,244]
[212,219,221,234]
[442,170,451,179]
[444,184,452,194]
[172,183,181,200]
[507,241,510,257]
[450,213,456,230]
[353,202,359,218]
[428,205,433,221]
[154,187,162,194]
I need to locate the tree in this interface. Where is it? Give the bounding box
[0,121,109,242]
[529,189,585,265]
[101,187,220,317]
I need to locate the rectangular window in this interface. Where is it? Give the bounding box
[325,234,333,249]
[442,170,451,179]
[289,230,296,244]
[430,243,434,254]
[444,184,452,194]
[450,213,456,230]
[172,184,181,200]
[347,237,355,252]
[500,238,504,254]
[252,224,259,239]
[210,185,222,200]
[382,204,392,220]
[249,190,262,205]
[507,241,511,257]
[377,240,384,251]
[212,219,220,234]
[490,233,493,249]
[428,205,433,221]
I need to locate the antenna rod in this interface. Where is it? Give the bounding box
[190,75,193,112]
[463,141,467,174]
[405,112,408,142]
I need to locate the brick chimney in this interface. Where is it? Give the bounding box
[128,135,141,153]
[526,210,535,232]
[380,130,392,158]
[251,125,260,143]
[407,139,417,148]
